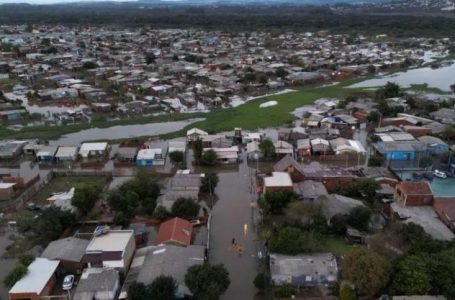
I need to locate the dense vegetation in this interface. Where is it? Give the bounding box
[0,4,455,36]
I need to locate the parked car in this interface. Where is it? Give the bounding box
[62,275,75,291]
[433,169,447,179]
[26,202,41,211]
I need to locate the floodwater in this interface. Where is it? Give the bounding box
[0,230,17,300]
[349,61,455,91]
[49,118,204,145]
[207,150,265,300]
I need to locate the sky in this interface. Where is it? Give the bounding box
[0,0,138,3]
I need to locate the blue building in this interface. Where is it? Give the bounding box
[36,146,58,162]
[418,135,450,156]
[375,141,427,161]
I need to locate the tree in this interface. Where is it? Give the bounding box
[153,205,171,221]
[201,172,219,194]
[253,273,270,291]
[72,184,101,215]
[268,226,305,255]
[258,191,294,215]
[3,264,27,288]
[185,264,230,300]
[128,282,149,300]
[145,52,156,64]
[259,139,275,159]
[427,248,455,299]
[32,207,76,243]
[443,125,455,142]
[148,275,177,300]
[392,255,431,295]
[192,138,203,165]
[367,111,380,123]
[275,67,288,78]
[368,156,384,167]
[330,214,348,235]
[339,281,357,300]
[171,198,200,220]
[169,151,184,165]
[342,248,390,297]
[201,149,218,166]
[347,206,372,232]
[258,73,268,85]
[82,61,98,69]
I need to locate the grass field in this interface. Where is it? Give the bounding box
[0,79,371,142]
[33,176,108,204]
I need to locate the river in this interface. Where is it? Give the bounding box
[49,118,203,145]
[349,61,455,92]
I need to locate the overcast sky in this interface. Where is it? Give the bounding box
[0,0,137,3]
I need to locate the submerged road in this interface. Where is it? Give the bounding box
[209,151,264,300]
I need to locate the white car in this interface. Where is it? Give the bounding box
[62,275,75,291]
[433,169,447,179]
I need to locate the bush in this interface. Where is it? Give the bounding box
[274,284,297,298]
[4,264,27,287]
[171,198,200,220]
[253,273,271,291]
[339,281,357,300]
[169,151,184,164]
[201,149,218,166]
[368,156,384,167]
[153,205,171,221]
[258,191,294,215]
[201,172,219,194]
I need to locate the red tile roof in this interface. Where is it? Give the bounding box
[398,181,433,196]
[155,217,192,247]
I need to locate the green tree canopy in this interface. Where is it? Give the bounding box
[392,255,431,295]
[72,184,101,215]
[171,198,200,220]
[342,247,390,297]
[347,206,372,232]
[258,191,295,215]
[185,264,230,300]
[169,151,184,165]
[192,138,203,164]
[201,172,219,194]
[259,139,275,159]
[148,275,177,300]
[201,149,218,166]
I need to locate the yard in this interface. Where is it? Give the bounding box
[32,175,108,204]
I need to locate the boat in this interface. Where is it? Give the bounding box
[433,169,447,179]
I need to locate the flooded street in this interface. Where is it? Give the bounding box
[349,60,455,91]
[49,118,203,145]
[208,151,264,300]
[0,230,17,300]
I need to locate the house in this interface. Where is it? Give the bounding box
[430,108,455,125]
[246,141,261,160]
[136,148,164,167]
[47,187,76,212]
[83,229,135,273]
[273,140,294,157]
[114,147,138,163]
[417,135,449,155]
[187,128,208,143]
[168,141,186,153]
[323,194,365,219]
[201,135,231,148]
[301,162,357,192]
[395,182,433,207]
[432,197,455,231]
[273,155,305,182]
[73,268,120,300]
[155,217,193,247]
[121,245,205,299]
[204,146,239,164]
[390,203,454,240]
[243,132,262,144]
[36,146,58,162]
[296,139,311,160]
[310,138,331,155]
[78,142,109,159]
[162,171,202,203]
[0,140,26,159]
[40,237,89,272]
[0,182,16,200]
[375,141,426,161]
[9,258,60,300]
[293,180,328,202]
[54,146,78,161]
[263,172,293,193]
[270,253,338,286]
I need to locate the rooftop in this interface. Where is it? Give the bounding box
[398,181,433,196]
[156,217,193,247]
[86,230,134,253]
[9,258,60,295]
[41,237,89,263]
[264,172,293,188]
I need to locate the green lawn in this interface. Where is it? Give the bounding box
[321,236,354,257]
[0,79,370,142]
[33,176,108,204]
